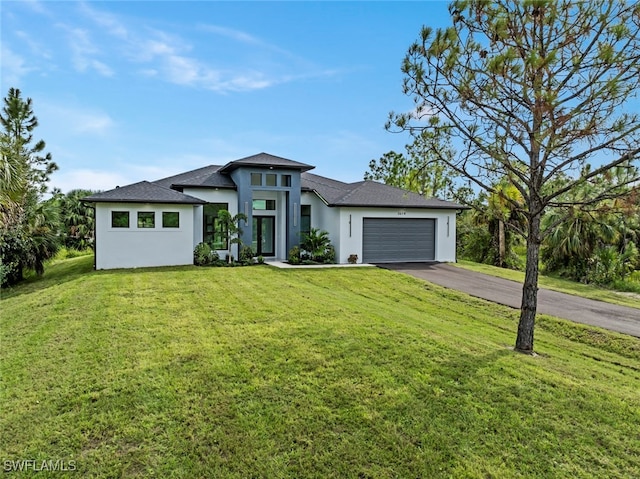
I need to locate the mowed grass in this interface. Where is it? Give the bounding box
[1,256,639,478]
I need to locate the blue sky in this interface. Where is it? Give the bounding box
[1,1,452,193]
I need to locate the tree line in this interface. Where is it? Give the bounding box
[1,88,95,287]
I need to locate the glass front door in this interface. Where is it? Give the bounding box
[252,216,275,256]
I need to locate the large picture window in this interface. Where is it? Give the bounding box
[137,212,155,228]
[111,211,130,228]
[203,203,228,250]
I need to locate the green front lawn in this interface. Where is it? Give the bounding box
[1,256,639,478]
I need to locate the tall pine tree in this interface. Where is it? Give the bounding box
[1,88,59,286]
[388,1,640,353]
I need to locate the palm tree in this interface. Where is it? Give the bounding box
[541,178,622,281]
[24,196,60,275]
[59,189,96,249]
[0,132,27,228]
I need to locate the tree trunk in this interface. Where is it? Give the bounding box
[515,212,542,354]
[498,219,506,267]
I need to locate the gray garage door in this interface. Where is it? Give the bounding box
[362,218,435,263]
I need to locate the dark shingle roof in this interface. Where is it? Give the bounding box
[83,154,465,210]
[82,181,206,204]
[302,173,466,209]
[301,173,351,204]
[153,165,235,189]
[219,152,314,173]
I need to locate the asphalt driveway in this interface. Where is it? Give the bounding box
[378,262,640,338]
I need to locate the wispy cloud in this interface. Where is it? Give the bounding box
[73,4,337,93]
[58,25,115,77]
[40,102,115,136]
[77,1,129,40]
[15,30,52,59]
[0,45,34,86]
[198,24,299,59]
[8,2,340,93]
[20,0,50,16]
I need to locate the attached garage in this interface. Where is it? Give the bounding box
[362,218,436,263]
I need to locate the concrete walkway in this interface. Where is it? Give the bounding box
[378,262,640,338]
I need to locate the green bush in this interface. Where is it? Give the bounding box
[319,244,336,264]
[586,243,638,286]
[239,245,255,265]
[300,228,336,264]
[194,242,219,266]
[288,246,301,265]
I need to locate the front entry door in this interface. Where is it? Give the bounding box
[252,216,275,256]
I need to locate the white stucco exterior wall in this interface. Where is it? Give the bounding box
[182,188,239,257]
[302,191,341,253]
[94,203,197,270]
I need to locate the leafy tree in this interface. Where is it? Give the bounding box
[56,189,96,250]
[388,0,640,353]
[365,130,467,201]
[0,88,59,286]
[541,165,640,283]
[365,150,410,188]
[459,180,525,269]
[487,179,525,268]
[217,210,248,264]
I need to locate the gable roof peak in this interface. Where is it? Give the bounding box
[219,152,314,173]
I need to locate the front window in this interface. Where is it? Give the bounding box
[251,173,262,186]
[111,211,129,228]
[265,173,277,186]
[137,212,155,228]
[203,203,228,250]
[252,199,276,210]
[162,212,179,228]
[301,205,311,238]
